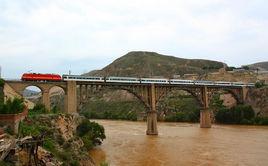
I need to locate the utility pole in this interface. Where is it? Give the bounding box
[0,65,2,78]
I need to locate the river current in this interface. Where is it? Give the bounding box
[89,120,268,166]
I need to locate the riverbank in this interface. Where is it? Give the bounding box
[89,120,268,166]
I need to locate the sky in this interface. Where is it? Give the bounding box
[0,0,268,78]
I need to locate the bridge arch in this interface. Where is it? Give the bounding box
[22,84,44,95]
[156,88,202,122]
[156,87,203,108]
[208,88,241,106]
[49,86,66,112]
[22,85,43,109]
[78,85,148,120]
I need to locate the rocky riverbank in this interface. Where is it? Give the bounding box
[1,113,105,166]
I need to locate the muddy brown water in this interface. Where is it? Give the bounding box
[89,120,268,166]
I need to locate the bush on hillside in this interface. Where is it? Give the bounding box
[0,78,4,87]
[215,105,255,124]
[253,117,268,125]
[76,119,106,150]
[255,81,265,88]
[28,103,49,116]
[0,97,24,114]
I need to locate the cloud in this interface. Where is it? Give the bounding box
[0,0,267,78]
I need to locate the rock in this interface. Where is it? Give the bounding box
[53,114,83,141]
[46,162,56,166]
[246,87,268,117]
[220,94,237,108]
[38,147,62,166]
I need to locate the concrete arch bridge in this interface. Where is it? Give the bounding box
[5,80,250,135]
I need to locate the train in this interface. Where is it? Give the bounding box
[21,73,255,87]
[21,73,62,81]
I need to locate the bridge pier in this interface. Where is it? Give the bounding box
[200,109,211,128]
[200,86,211,128]
[146,84,158,135]
[66,81,77,114]
[42,91,50,111]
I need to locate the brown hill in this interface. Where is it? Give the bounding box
[248,61,268,71]
[84,51,225,77]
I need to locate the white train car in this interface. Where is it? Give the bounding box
[141,78,169,84]
[247,83,255,87]
[214,81,232,86]
[62,75,104,82]
[106,76,140,83]
[232,82,245,87]
[170,79,194,85]
[194,80,214,85]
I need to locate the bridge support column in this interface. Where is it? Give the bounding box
[242,86,248,103]
[200,86,211,128]
[66,81,77,114]
[200,109,211,128]
[146,84,158,135]
[42,91,50,111]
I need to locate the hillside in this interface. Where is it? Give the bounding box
[248,61,268,71]
[84,51,225,77]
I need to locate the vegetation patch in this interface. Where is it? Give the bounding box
[215,105,255,124]
[0,78,4,87]
[211,93,268,125]
[77,119,106,150]
[158,93,200,123]
[81,100,144,121]
[18,113,106,165]
[0,97,24,114]
[255,81,266,88]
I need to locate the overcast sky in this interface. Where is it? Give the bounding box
[0,0,267,78]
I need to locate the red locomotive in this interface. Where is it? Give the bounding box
[21,73,62,81]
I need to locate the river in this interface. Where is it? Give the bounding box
[89,120,268,166]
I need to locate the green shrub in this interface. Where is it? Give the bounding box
[0,98,24,114]
[100,161,109,166]
[77,120,106,149]
[4,126,14,135]
[19,120,51,137]
[254,117,268,125]
[0,161,14,166]
[70,160,80,166]
[43,138,57,152]
[255,81,265,88]
[81,134,94,150]
[215,105,255,124]
[28,103,48,116]
[0,79,4,103]
[51,106,60,114]
[259,118,268,125]
[0,78,4,87]
[240,119,253,125]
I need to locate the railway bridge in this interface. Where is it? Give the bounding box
[5,80,250,135]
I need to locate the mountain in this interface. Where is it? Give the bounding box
[23,89,40,97]
[248,61,268,71]
[84,51,225,77]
